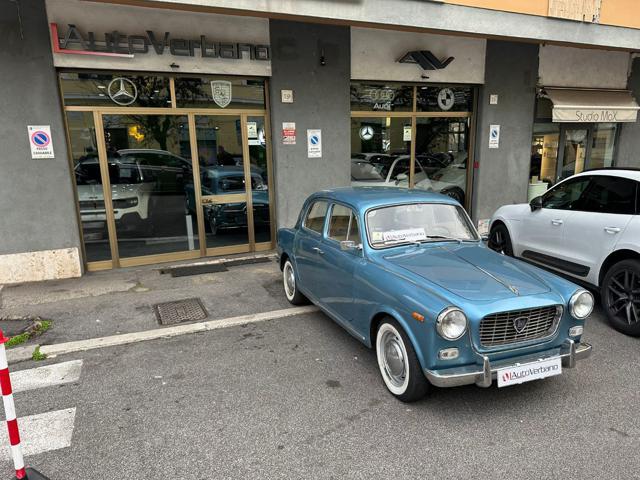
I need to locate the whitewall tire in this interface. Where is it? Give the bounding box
[282,258,308,305]
[375,319,429,402]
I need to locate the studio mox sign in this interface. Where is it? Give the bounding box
[50,23,270,60]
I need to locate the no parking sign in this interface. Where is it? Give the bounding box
[27,125,55,159]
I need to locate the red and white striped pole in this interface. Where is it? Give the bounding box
[0,330,26,479]
[0,330,48,480]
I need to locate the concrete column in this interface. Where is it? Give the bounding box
[616,57,640,168]
[472,40,539,224]
[0,0,81,283]
[269,20,351,228]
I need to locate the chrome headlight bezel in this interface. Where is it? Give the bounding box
[569,290,594,319]
[436,307,468,341]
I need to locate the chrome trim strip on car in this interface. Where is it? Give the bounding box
[424,340,592,388]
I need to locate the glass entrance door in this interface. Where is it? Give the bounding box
[193,114,272,255]
[558,127,589,181]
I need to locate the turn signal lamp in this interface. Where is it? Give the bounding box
[412,312,425,322]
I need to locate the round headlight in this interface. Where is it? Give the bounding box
[569,290,594,319]
[436,307,468,340]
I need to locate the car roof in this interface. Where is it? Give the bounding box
[308,187,460,211]
[575,168,640,182]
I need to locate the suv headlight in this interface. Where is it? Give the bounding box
[569,290,594,319]
[436,307,468,340]
[113,197,138,208]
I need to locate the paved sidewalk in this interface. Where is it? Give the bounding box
[0,254,290,350]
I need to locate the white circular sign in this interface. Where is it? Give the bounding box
[359,125,374,141]
[107,77,138,106]
[437,88,455,111]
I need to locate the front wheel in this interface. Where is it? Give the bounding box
[488,223,513,256]
[375,319,429,402]
[602,259,640,336]
[282,259,309,306]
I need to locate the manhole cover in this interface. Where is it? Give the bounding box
[153,298,208,325]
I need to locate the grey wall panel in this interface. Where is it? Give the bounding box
[269,20,351,228]
[0,0,80,256]
[472,41,539,223]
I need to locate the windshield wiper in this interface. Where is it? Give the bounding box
[425,235,462,243]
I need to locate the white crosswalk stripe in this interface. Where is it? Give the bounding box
[0,408,76,461]
[10,360,82,394]
[0,360,83,464]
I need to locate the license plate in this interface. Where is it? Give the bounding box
[497,357,562,388]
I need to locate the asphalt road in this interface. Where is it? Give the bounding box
[1,307,638,479]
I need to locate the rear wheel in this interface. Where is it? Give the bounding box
[488,223,513,256]
[375,319,429,402]
[602,259,640,336]
[282,259,308,305]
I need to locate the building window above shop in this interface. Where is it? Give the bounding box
[59,72,171,108]
[175,76,265,109]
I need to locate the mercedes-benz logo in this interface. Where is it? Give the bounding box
[359,125,374,141]
[107,77,138,106]
[513,316,529,334]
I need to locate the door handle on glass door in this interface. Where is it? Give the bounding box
[312,247,324,255]
[604,227,621,234]
[551,219,563,226]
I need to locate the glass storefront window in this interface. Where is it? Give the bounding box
[101,114,199,259]
[351,117,412,186]
[413,118,469,205]
[350,83,413,112]
[590,123,618,169]
[416,86,473,113]
[247,116,271,244]
[175,76,265,109]
[59,72,171,107]
[529,123,560,199]
[67,111,112,263]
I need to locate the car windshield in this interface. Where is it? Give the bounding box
[351,160,385,181]
[366,203,479,248]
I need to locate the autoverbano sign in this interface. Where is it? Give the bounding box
[50,23,270,61]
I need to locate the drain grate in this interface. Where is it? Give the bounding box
[153,298,208,325]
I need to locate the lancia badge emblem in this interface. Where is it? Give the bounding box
[437,88,455,111]
[211,80,232,108]
[107,77,138,106]
[513,316,529,334]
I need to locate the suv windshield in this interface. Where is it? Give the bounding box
[366,203,478,248]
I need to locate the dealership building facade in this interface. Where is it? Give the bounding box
[3,0,640,283]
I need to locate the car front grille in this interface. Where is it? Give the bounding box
[79,200,105,210]
[479,305,561,348]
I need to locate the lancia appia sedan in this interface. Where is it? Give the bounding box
[277,188,593,402]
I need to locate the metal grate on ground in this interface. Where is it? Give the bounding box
[153,298,208,325]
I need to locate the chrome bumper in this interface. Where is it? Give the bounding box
[424,340,592,388]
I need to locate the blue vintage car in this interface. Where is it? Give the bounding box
[277,187,593,402]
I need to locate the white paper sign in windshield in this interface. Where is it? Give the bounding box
[382,228,427,243]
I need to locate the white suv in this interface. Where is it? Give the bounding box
[489,169,640,336]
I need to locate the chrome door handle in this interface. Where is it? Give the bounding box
[551,219,563,226]
[604,227,621,234]
[312,247,324,255]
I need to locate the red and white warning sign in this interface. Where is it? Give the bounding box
[27,125,55,159]
[282,122,296,145]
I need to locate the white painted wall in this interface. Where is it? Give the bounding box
[539,45,631,89]
[45,0,271,76]
[351,27,486,84]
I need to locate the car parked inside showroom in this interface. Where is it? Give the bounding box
[489,168,640,336]
[278,187,593,402]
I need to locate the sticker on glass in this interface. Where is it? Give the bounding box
[382,228,427,243]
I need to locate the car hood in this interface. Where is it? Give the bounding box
[382,243,550,301]
[77,183,147,200]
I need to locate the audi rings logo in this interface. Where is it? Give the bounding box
[108,77,138,106]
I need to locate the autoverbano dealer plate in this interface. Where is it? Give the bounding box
[497,357,562,388]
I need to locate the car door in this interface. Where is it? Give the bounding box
[559,175,637,284]
[517,176,591,267]
[293,200,328,299]
[315,203,363,323]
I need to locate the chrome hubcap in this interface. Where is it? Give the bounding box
[381,331,406,388]
[284,263,295,298]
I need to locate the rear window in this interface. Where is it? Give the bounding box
[303,201,328,234]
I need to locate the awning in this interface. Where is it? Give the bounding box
[545,88,640,123]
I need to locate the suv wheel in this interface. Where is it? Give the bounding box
[602,259,640,336]
[488,223,513,256]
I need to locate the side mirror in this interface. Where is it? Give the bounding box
[340,240,361,252]
[530,195,543,212]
